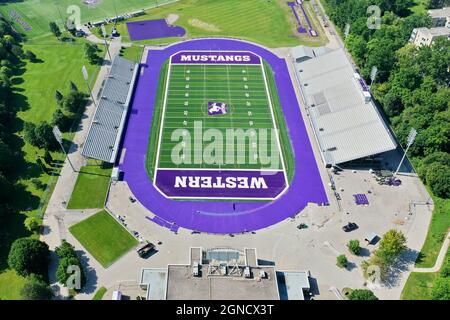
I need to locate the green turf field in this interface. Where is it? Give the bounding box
[69,210,138,268]
[67,165,112,209]
[0,0,173,39]
[149,57,293,181]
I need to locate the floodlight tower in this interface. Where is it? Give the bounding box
[82,65,97,109]
[395,128,417,176]
[101,24,113,62]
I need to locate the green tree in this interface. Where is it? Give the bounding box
[377,229,407,264]
[52,109,69,131]
[20,274,53,300]
[56,257,85,289]
[24,217,40,233]
[24,50,37,62]
[55,240,77,260]
[337,254,348,268]
[431,277,450,300]
[69,81,78,92]
[348,240,360,255]
[62,91,85,114]
[426,163,450,198]
[348,289,378,300]
[49,22,61,38]
[7,238,49,277]
[24,122,58,151]
[55,90,64,104]
[84,43,100,64]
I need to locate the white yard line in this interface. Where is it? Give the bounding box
[258,59,290,189]
[153,57,173,183]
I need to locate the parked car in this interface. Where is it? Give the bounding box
[342,222,358,232]
[137,242,155,258]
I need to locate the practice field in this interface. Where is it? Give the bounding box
[69,210,138,268]
[0,0,172,39]
[148,51,292,200]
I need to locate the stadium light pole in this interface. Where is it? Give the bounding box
[82,65,97,108]
[101,24,113,62]
[369,66,378,89]
[53,126,76,172]
[395,128,417,176]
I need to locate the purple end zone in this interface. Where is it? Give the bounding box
[155,170,286,199]
[171,51,261,65]
[119,38,328,234]
[126,19,186,41]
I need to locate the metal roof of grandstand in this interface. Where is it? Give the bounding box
[293,48,397,165]
[82,56,139,163]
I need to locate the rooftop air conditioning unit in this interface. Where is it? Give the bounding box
[259,270,266,279]
[244,266,251,278]
[193,261,199,277]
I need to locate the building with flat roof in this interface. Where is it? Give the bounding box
[139,248,312,300]
[410,26,450,46]
[292,48,397,167]
[428,7,450,27]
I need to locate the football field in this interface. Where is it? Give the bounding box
[150,51,291,200]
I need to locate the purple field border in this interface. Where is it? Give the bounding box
[119,39,328,234]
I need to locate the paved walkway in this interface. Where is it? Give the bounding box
[40,37,123,299]
[413,231,450,273]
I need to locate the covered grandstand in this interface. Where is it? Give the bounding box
[82,56,139,163]
[292,47,397,167]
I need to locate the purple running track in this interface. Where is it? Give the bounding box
[119,38,328,234]
[126,19,186,41]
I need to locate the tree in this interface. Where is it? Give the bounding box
[377,229,407,264]
[52,108,69,131]
[0,139,14,171]
[24,50,36,62]
[431,277,450,300]
[426,163,450,198]
[7,238,49,277]
[348,289,378,300]
[418,152,450,180]
[62,91,85,114]
[55,90,64,104]
[84,43,100,64]
[24,122,58,151]
[55,240,85,290]
[55,240,77,260]
[56,257,85,290]
[347,240,360,255]
[69,81,78,92]
[24,216,40,233]
[49,22,61,38]
[337,254,348,268]
[20,274,53,300]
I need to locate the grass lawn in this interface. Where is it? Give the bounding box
[69,210,138,268]
[0,35,105,299]
[401,271,438,300]
[0,270,27,300]
[107,0,327,48]
[0,0,173,39]
[92,286,107,300]
[415,192,450,268]
[67,165,112,209]
[119,45,145,63]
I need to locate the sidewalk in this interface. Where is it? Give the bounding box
[413,231,450,273]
